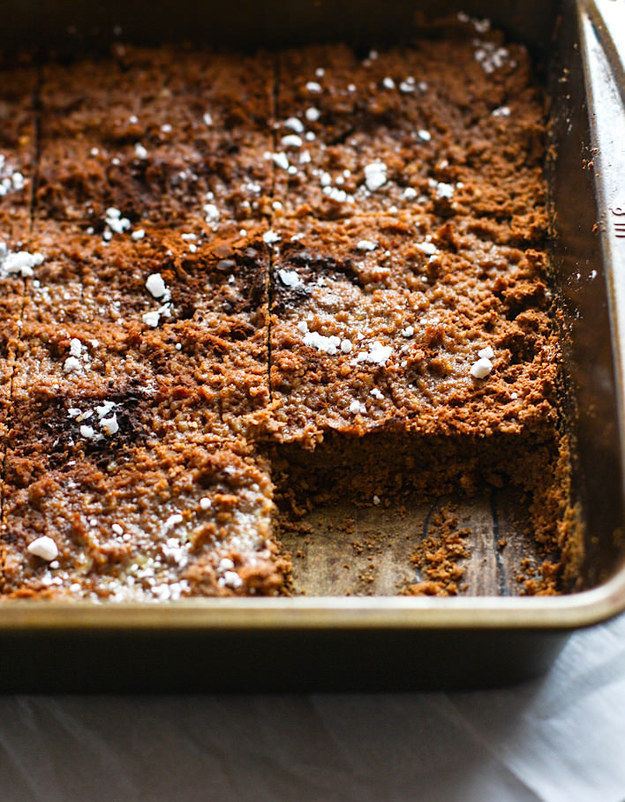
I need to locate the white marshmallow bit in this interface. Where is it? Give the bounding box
[204,203,220,225]
[145,272,167,299]
[28,536,58,562]
[142,310,160,327]
[356,239,377,252]
[306,81,322,93]
[364,161,387,192]
[223,570,243,589]
[63,356,82,373]
[278,269,303,289]
[100,414,119,435]
[271,152,290,171]
[418,129,431,142]
[284,117,305,133]
[340,339,353,354]
[303,331,341,355]
[281,134,303,148]
[263,230,280,245]
[80,424,96,439]
[69,338,82,358]
[470,357,493,379]
[349,400,366,414]
[357,341,393,366]
[134,143,148,159]
[478,345,494,360]
[199,497,211,511]
[131,228,145,240]
[305,106,321,122]
[1,249,44,277]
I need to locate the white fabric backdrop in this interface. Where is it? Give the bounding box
[1,611,624,802]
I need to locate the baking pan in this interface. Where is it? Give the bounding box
[0,0,624,692]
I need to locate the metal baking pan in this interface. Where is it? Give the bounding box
[1,0,625,692]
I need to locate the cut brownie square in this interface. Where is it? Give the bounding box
[267,215,559,447]
[1,400,287,599]
[36,49,277,229]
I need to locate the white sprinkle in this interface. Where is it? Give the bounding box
[278,269,303,289]
[69,338,82,358]
[356,239,377,252]
[511,392,518,400]
[142,310,160,327]
[305,132,315,142]
[470,357,493,379]
[299,150,311,164]
[303,331,342,355]
[436,182,454,199]
[399,77,416,93]
[63,356,82,373]
[492,105,511,118]
[199,497,211,511]
[371,388,384,400]
[364,161,387,192]
[306,81,322,93]
[68,408,81,418]
[203,111,213,126]
[403,187,418,200]
[128,115,139,124]
[382,77,396,90]
[104,207,131,235]
[284,117,305,133]
[478,345,495,360]
[402,325,414,338]
[418,129,431,142]
[281,134,303,148]
[357,341,393,366]
[112,524,124,535]
[305,107,321,122]
[134,142,148,160]
[373,495,381,505]
[80,424,95,438]
[315,67,325,78]
[341,339,353,354]
[263,230,280,245]
[96,401,115,418]
[271,151,290,171]
[131,228,145,240]
[204,203,220,226]
[145,272,167,299]
[28,536,58,562]
[0,249,44,277]
[100,414,119,435]
[349,400,366,414]
[416,240,438,257]
[223,570,243,589]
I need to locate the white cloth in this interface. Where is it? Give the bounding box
[0,612,624,802]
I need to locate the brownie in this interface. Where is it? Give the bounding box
[0,17,575,599]
[1,409,287,600]
[36,50,276,230]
